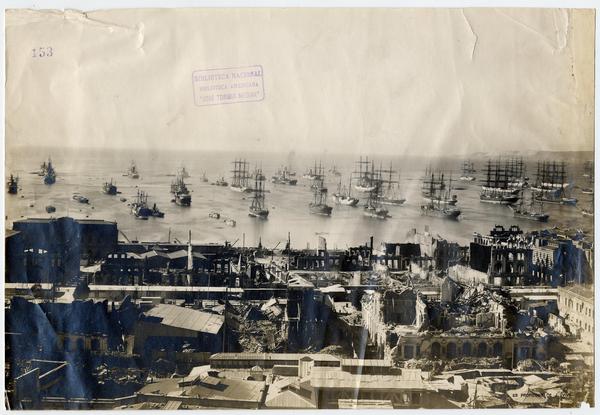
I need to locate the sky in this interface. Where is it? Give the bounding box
[4,8,595,156]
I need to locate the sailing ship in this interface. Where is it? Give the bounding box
[202,172,209,182]
[7,174,18,194]
[131,189,163,219]
[43,158,56,185]
[302,163,319,180]
[249,167,269,218]
[103,179,117,195]
[309,163,333,215]
[271,166,298,185]
[230,159,252,192]
[530,161,577,206]
[126,161,140,179]
[459,160,476,181]
[353,157,377,192]
[479,159,520,204]
[509,189,549,222]
[170,172,192,206]
[422,167,458,206]
[332,176,359,206]
[421,170,461,220]
[378,162,406,206]
[506,156,528,188]
[363,170,390,219]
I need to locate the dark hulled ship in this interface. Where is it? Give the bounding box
[249,168,269,218]
[309,162,333,216]
[43,158,56,185]
[7,174,18,194]
[479,159,519,204]
[171,173,192,206]
[103,179,117,195]
[531,161,577,206]
[421,170,461,220]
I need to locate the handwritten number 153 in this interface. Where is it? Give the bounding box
[32,47,53,58]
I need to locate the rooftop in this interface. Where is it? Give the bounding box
[144,304,224,334]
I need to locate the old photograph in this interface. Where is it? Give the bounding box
[3,6,596,410]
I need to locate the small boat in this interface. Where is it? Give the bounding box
[45,205,56,213]
[224,218,236,227]
[202,172,209,182]
[213,177,228,186]
[72,194,89,204]
[126,161,140,179]
[103,179,117,195]
[582,208,593,217]
[150,203,165,218]
[7,174,19,194]
[120,197,127,202]
[209,212,221,219]
[581,187,593,195]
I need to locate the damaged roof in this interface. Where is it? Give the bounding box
[144,304,224,334]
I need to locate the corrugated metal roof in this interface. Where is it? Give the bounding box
[210,352,340,362]
[340,359,392,367]
[309,367,429,390]
[144,304,224,334]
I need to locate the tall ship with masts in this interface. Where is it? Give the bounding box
[103,179,117,195]
[171,172,192,206]
[7,174,19,194]
[509,189,549,222]
[378,162,406,206]
[126,161,140,179]
[332,176,359,206]
[459,160,476,181]
[479,159,520,204]
[302,163,318,180]
[422,167,458,206]
[420,170,461,220]
[43,158,56,185]
[530,161,577,206]
[353,157,377,192]
[131,189,164,219]
[363,170,390,219]
[309,162,333,216]
[230,159,252,192]
[249,168,269,218]
[506,156,527,188]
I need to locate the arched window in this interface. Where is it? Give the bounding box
[446,342,457,359]
[477,342,488,357]
[462,342,472,356]
[493,342,503,356]
[431,342,441,358]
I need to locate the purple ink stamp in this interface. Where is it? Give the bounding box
[192,65,265,106]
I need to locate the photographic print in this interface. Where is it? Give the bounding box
[3,6,595,410]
